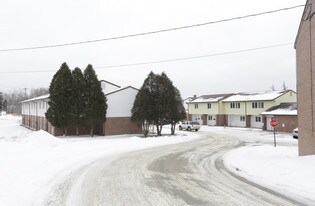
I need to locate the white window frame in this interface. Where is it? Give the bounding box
[252,102,264,108]
[230,102,241,109]
[195,104,199,109]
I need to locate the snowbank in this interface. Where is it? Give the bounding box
[0,115,201,206]
[224,145,315,203]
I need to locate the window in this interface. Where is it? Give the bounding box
[230,102,240,109]
[207,103,211,109]
[240,116,245,121]
[194,104,198,109]
[252,102,264,108]
[255,116,261,122]
[208,116,213,120]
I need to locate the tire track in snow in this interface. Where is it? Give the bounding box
[41,132,306,206]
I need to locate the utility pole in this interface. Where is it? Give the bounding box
[23,88,27,100]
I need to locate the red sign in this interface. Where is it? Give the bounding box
[270,119,278,127]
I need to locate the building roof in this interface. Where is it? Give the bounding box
[188,93,234,103]
[100,80,121,88]
[294,2,309,49]
[20,94,49,103]
[222,90,294,102]
[104,86,139,96]
[261,103,297,116]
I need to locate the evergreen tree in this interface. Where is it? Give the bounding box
[83,64,107,137]
[153,72,170,136]
[45,62,73,135]
[71,67,85,135]
[131,72,184,136]
[2,99,7,112]
[168,87,186,135]
[131,76,155,137]
[0,93,3,111]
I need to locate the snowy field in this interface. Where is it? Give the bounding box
[0,115,200,206]
[1,115,314,205]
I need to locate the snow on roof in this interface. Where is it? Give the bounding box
[261,103,297,116]
[189,94,234,103]
[20,94,49,103]
[261,110,297,116]
[222,90,293,102]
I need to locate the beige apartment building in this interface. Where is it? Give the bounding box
[187,90,296,129]
[295,0,315,155]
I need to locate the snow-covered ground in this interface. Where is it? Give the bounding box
[201,126,315,203]
[0,115,200,206]
[1,115,314,205]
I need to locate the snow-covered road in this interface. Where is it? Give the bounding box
[39,131,306,206]
[1,115,314,205]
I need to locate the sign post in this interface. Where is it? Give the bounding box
[270,119,278,147]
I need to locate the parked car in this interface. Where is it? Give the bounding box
[293,128,298,139]
[179,121,201,131]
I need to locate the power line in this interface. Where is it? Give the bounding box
[0,5,304,52]
[0,42,293,74]
[95,43,293,69]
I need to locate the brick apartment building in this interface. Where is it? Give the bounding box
[295,0,315,155]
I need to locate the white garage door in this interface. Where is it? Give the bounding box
[228,115,246,127]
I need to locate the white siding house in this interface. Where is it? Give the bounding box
[104,86,142,135]
[21,81,141,136]
[105,86,138,118]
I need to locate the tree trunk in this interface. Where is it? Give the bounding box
[63,128,68,136]
[76,127,79,136]
[142,121,149,137]
[156,123,163,136]
[171,123,175,135]
[90,123,94,137]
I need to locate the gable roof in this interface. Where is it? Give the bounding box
[222,90,294,102]
[20,94,49,103]
[100,80,121,88]
[104,86,139,96]
[261,103,297,116]
[188,93,234,103]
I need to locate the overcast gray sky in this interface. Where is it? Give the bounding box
[0,0,306,98]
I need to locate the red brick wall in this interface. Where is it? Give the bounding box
[187,114,192,121]
[202,114,207,125]
[104,117,142,135]
[216,115,227,126]
[21,114,103,136]
[296,1,315,155]
[246,115,251,128]
[273,115,298,133]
